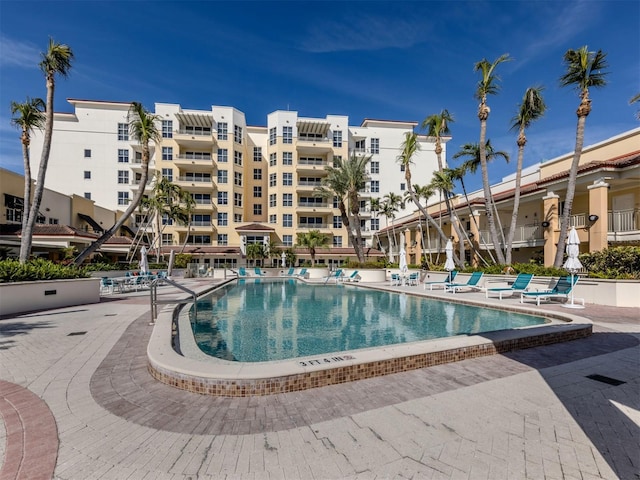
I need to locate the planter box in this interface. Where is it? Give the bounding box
[0,278,100,317]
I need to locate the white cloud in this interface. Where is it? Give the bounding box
[0,34,40,68]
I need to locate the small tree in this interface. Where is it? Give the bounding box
[296,230,328,266]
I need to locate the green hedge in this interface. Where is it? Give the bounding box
[579,246,640,279]
[0,258,90,283]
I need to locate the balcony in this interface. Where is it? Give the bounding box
[296,201,332,213]
[174,176,215,192]
[173,220,215,232]
[296,223,333,231]
[191,200,217,212]
[295,180,323,192]
[173,154,214,171]
[296,158,328,173]
[608,209,640,242]
[296,137,332,154]
[173,129,215,148]
[478,224,544,248]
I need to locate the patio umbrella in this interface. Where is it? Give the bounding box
[399,245,408,274]
[444,239,455,282]
[139,246,149,274]
[562,226,584,309]
[167,249,175,279]
[281,251,286,267]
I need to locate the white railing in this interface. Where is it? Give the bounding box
[478,224,544,246]
[609,209,639,232]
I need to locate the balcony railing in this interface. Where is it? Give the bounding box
[175,129,212,137]
[609,209,639,231]
[177,176,212,183]
[478,224,544,246]
[190,221,212,227]
[298,202,329,208]
[175,154,212,161]
[297,224,330,229]
[298,158,327,166]
[297,180,323,187]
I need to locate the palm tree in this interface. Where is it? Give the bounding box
[630,93,640,119]
[505,86,546,265]
[74,102,161,265]
[474,53,511,265]
[411,183,436,264]
[296,229,328,266]
[316,152,370,262]
[10,97,46,253]
[245,242,265,267]
[422,109,453,172]
[380,192,403,259]
[20,39,73,263]
[397,132,459,265]
[178,190,196,254]
[554,46,608,267]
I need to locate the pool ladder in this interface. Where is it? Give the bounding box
[149,277,197,324]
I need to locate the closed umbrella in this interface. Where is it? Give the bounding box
[399,245,408,274]
[444,239,455,282]
[562,226,584,309]
[167,249,175,279]
[139,246,149,274]
[281,251,286,267]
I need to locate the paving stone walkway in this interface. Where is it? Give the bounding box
[0,280,638,479]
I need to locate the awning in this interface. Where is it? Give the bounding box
[78,213,103,233]
[296,120,330,136]
[175,112,213,129]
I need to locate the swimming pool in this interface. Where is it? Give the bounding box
[189,279,546,362]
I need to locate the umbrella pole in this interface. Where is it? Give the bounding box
[562,272,584,309]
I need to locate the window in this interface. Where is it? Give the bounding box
[217,234,228,245]
[84,149,91,158]
[371,180,380,193]
[253,186,262,198]
[400,164,405,172]
[118,123,129,141]
[253,168,262,180]
[234,193,242,207]
[355,139,366,152]
[217,122,228,140]
[217,148,228,163]
[370,138,379,154]
[282,193,293,206]
[117,170,129,184]
[283,214,293,227]
[370,161,379,174]
[185,172,211,182]
[283,126,292,144]
[185,151,211,160]
[162,120,173,138]
[269,194,276,207]
[371,218,380,231]
[333,196,339,208]
[191,214,211,226]
[269,173,277,187]
[234,151,242,166]
[234,125,243,144]
[185,125,211,135]
[118,149,129,163]
[162,233,173,245]
[269,214,277,224]
[400,182,406,191]
[282,173,292,186]
[253,147,262,162]
[4,194,23,222]
[333,155,342,167]
[333,130,342,147]
[49,218,59,225]
[234,213,243,223]
[84,171,91,179]
[187,235,211,245]
[135,151,142,162]
[333,216,342,228]
[253,204,262,215]
[118,191,129,205]
[192,193,211,204]
[162,214,173,226]
[234,172,242,186]
[282,152,293,165]
[162,168,173,181]
[217,191,228,205]
[162,146,173,161]
[269,152,277,166]
[217,170,228,184]
[84,192,91,200]
[217,212,228,226]
[269,126,277,145]
[333,236,342,247]
[283,235,293,246]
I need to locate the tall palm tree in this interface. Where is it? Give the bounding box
[178,190,196,254]
[411,183,436,264]
[74,102,161,265]
[554,46,608,267]
[505,86,546,264]
[147,175,186,262]
[20,39,74,263]
[316,152,370,262]
[422,109,453,172]
[10,97,46,252]
[381,192,403,259]
[296,229,328,266]
[474,53,511,265]
[397,132,456,264]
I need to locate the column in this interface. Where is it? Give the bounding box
[542,192,559,267]
[587,180,609,252]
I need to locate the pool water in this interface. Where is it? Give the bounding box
[189,279,546,362]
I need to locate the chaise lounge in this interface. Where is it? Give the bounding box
[423,271,457,290]
[520,275,583,306]
[445,271,484,293]
[485,273,534,300]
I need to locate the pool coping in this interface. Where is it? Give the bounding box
[147,280,593,397]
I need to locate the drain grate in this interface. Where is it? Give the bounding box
[67,331,87,336]
[586,374,626,386]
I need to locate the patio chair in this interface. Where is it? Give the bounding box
[238,267,249,277]
[485,273,534,300]
[100,277,114,295]
[423,271,457,290]
[294,268,308,279]
[280,267,295,277]
[520,275,583,306]
[445,271,484,293]
[324,269,344,284]
[342,270,360,283]
[390,273,402,286]
[407,272,420,286]
[254,267,265,276]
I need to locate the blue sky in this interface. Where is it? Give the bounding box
[1,0,638,193]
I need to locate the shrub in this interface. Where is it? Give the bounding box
[0,258,90,283]
[174,254,192,268]
[579,246,640,279]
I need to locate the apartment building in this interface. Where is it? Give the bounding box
[28,99,444,266]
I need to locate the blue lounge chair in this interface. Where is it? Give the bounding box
[294,268,308,279]
[341,270,360,283]
[445,271,484,293]
[238,267,249,277]
[520,275,583,306]
[407,272,420,286]
[324,269,344,283]
[423,271,457,290]
[281,267,295,277]
[486,273,534,299]
[390,273,402,286]
[254,267,265,276]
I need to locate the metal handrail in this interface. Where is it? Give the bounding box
[149,277,197,324]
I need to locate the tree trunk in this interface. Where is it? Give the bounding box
[505,130,526,265]
[20,133,32,253]
[20,75,55,263]
[338,199,362,262]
